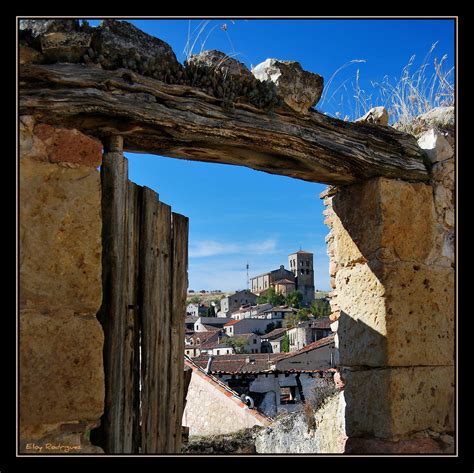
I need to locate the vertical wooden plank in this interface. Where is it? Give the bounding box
[139,188,172,453]
[122,182,141,453]
[94,151,128,454]
[168,213,189,452]
[156,200,172,453]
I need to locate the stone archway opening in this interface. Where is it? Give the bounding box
[18,18,455,455]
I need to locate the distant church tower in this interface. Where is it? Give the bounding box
[288,250,315,306]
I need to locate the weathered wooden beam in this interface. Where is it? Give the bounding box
[19,63,429,185]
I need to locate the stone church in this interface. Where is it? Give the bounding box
[250,251,315,306]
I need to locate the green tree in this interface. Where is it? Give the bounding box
[188,296,200,304]
[310,299,331,318]
[223,336,248,354]
[284,309,310,329]
[257,287,285,306]
[285,290,303,309]
[207,305,216,317]
[281,333,290,352]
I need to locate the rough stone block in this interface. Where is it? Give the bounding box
[336,261,454,367]
[417,128,453,164]
[342,366,454,439]
[344,437,442,454]
[33,123,102,167]
[92,19,180,75]
[187,49,251,77]
[19,158,102,313]
[331,177,437,266]
[20,116,48,161]
[19,309,105,426]
[252,58,323,113]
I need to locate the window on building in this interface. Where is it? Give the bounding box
[280,386,297,404]
[216,350,220,355]
[253,338,257,344]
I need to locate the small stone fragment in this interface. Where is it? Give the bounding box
[355,106,389,126]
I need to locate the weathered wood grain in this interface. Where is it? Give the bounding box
[168,213,189,452]
[19,63,429,185]
[155,201,172,453]
[95,150,128,454]
[123,181,141,453]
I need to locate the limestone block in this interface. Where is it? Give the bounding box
[187,49,251,77]
[20,116,48,162]
[336,261,454,366]
[33,123,102,167]
[331,177,436,266]
[344,437,442,454]
[354,106,389,126]
[342,366,454,439]
[252,58,323,113]
[20,158,102,313]
[19,309,105,426]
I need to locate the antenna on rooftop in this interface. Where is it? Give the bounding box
[246,262,249,290]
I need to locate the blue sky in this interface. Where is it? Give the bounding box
[90,18,454,292]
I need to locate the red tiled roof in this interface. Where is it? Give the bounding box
[192,353,281,374]
[262,327,288,340]
[224,319,241,326]
[311,317,332,330]
[202,324,222,332]
[275,334,335,361]
[184,356,274,423]
[186,331,219,346]
[274,279,295,285]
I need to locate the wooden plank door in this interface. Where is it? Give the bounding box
[93,147,188,454]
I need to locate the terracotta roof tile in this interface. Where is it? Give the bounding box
[274,334,335,361]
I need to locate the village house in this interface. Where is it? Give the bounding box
[194,316,232,333]
[288,316,333,352]
[230,302,272,320]
[224,318,274,337]
[257,305,296,320]
[191,342,336,418]
[186,303,208,318]
[276,334,338,371]
[217,290,258,317]
[185,330,235,357]
[260,327,288,353]
[231,333,262,354]
[183,357,272,436]
[185,316,198,334]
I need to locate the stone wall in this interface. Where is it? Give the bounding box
[320,107,455,453]
[255,391,347,454]
[19,116,105,454]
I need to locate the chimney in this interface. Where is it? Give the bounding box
[205,354,214,374]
